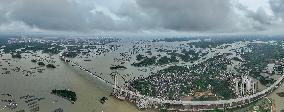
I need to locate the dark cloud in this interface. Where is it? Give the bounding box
[236,4,272,31]
[0,10,8,24]
[0,0,12,24]
[248,8,272,25]
[87,11,117,31]
[112,1,158,31]
[136,0,234,31]
[0,0,238,32]
[6,0,150,32]
[10,0,89,31]
[269,0,284,19]
[0,0,283,33]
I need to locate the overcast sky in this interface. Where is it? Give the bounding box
[0,0,283,35]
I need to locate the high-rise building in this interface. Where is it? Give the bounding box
[236,75,257,96]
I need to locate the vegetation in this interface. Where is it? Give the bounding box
[131,65,231,100]
[110,65,127,70]
[133,49,201,67]
[136,54,146,61]
[131,66,191,99]
[232,57,242,62]
[11,53,22,58]
[179,49,200,62]
[131,53,234,100]
[239,43,284,86]
[2,42,64,54]
[38,62,45,66]
[51,89,77,103]
[132,56,157,67]
[156,56,179,65]
[62,52,79,58]
[206,108,224,112]
[166,49,200,63]
[131,80,156,96]
[31,59,37,63]
[46,64,56,68]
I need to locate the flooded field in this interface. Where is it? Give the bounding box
[0,53,144,112]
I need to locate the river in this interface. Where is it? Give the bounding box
[0,53,147,112]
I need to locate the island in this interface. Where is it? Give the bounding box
[46,64,56,68]
[110,65,127,70]
[51,89,77,104]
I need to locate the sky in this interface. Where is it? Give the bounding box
[0,0,283,35]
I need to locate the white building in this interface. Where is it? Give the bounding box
[235,75,257,97]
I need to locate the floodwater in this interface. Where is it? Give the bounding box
[268,79,284,112]
[1,39,283,112]
[0,53,144,112]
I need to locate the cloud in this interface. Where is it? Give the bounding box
[0,21,41,32]
[3,0,152,32]
[135,0,235,31]
[0,0,13,24]
[0,0,283,34]
[234,3,274,31]
[9,0,90,31]
[0,10,8,24]
[248,8,272,25]
[269,0,284,20]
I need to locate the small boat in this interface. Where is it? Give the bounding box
[100,97,108,104]
[276,92,284,97]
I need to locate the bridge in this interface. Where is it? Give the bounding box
[60,54,283,111]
